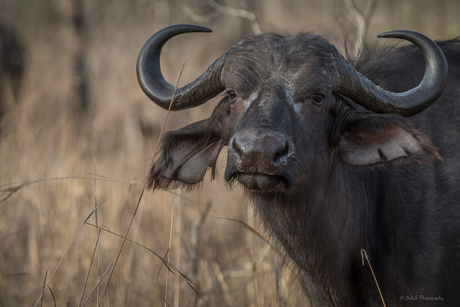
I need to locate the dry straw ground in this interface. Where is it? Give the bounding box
[0,0,459,306]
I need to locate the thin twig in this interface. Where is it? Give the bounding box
[183,0,261,34]
[212,261,236,306]
[1,176,78,201]
[165,196,175,307]
[92,157,102,306]
[190,201,212,278]
[47,285,57,307]
[344,0,379,57]
[82,263,113,307]
[78,229,102,307]
[153,61,186,160]
[40,271,47,307]
[190,201,211,307]
[0,175,143,202]
[173,190,182,307]
[361,249,386,307]
[158,249,172,307]
[216,216,270,246]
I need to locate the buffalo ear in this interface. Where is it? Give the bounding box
[338,114,441,166]
[146,98,232,190]
[146,121,226,190]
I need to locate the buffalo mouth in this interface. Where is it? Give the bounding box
[234,173,287,192]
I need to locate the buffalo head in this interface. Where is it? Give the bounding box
[137,24,446,194]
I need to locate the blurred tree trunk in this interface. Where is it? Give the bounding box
[72,0,90,112]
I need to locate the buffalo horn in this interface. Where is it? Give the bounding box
[337,30,448,116]
[137,24,227,111]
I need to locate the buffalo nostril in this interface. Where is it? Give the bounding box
[230,138,243,160]
[229,131,294,174]
[274,142,290,164]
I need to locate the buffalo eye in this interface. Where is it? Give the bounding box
[227,90,237,101]
[312,93,324,104]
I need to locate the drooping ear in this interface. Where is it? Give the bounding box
[146,122,226,190]
[338,114,441,166]
[146,99,232,190]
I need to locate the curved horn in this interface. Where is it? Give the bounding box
[137,24,227,111]
[337,30,448,116]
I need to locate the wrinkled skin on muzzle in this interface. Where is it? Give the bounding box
[225,127,295,191]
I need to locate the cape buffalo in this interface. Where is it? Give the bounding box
[137,24,460,306]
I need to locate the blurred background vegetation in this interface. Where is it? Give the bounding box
[0,0,459,306]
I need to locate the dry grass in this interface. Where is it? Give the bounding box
[1,0,459,306]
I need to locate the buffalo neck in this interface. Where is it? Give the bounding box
[249,161,440,306]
